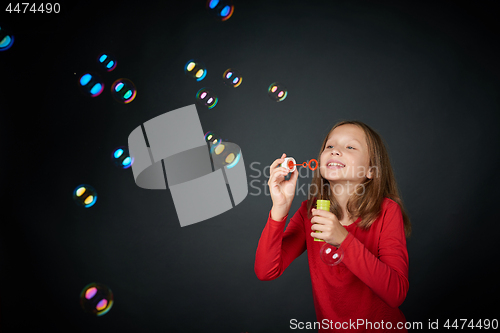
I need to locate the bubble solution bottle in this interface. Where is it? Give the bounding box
[314,199,344,266]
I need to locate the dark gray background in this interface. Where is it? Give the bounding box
[1,0,499,331]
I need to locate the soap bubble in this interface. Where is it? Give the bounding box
[111,146,133,169]
[204,131,221,146]
[196,88,218,109]
[80,283,114,316]
[211,141,241,169]
[206,0,234,21]
[320,243,344,266]
[268,82,287,102]
[184,60,207,81]
[205,131,223,154]
[73,184,97,208]
[0,26,14,51]
[79,73,104,97]
[222,68,242,88]
[97,52,117,72]
[111,78,137,104]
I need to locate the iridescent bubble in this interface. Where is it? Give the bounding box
[79,73,104,97]
[80,283,114,316]
[211,141,241,169]
[73,184,97,208]
[204,131,221,146]
[222,68,242,88]
[184,60,207,81]
[206,0,234,21]
[111,146,133,169]
[0,26,14,51]
[111,78,137,104]
[196,88,218,109]
[97,52,117,72]
[268,82,287,102]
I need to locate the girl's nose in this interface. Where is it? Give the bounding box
[331,149,341,155]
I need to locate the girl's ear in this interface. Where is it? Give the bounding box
[367,166,376,179]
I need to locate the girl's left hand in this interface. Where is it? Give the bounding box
[310,208,349,247]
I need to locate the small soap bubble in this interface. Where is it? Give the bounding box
[111,78,137,104]
[268,82,287,102]
[79,73,104,97]
[0,26,14,51]
[184,60,207,81]
[111,146,133,169]
[196,88,218,109]
[205,131,223,155]
[222,68,242,88]
[73,184,97,208]
[80,283,114,316]
[97,52,117,72]
[206,0,234,21]
[204,131,221,146]
[211,141,241,169]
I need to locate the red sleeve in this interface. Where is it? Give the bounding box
[341,201,409,308]
[254,203,307,281]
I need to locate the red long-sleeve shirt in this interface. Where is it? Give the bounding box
[255,198,409,332]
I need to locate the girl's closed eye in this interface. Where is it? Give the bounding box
[325,145,355,149]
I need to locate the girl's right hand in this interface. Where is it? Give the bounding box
[267,153,299,210]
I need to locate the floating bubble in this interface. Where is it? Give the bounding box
[211,141,241,169]
[80,283,114,316]
[196,88,218,109]
[0,26,14,51]
[79,73,104,97]
[206,0,234,21]
[97,52,117,72]
[111,146,133,169]
[268,82,287,102]
[320,243,344,266]
[184,60,207,81]
[205,131,223,155]
[111,78,137,104]
[73,184,97,208]
[204,131,221,146]
[222,68,242,88]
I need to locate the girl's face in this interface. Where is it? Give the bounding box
[320,124,373,185]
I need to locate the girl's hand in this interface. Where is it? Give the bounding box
[267,153,299,209]
[310,208,349,247]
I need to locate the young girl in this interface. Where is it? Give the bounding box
[255,120,411,332]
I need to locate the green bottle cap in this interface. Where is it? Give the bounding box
[316,199,330,211]
[314,200,330,241]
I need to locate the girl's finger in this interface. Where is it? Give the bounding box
[311,223,324,232]
[270,158,284,170]
[270,154,286,169]
[311,232,323,239]
[311,216,329,225]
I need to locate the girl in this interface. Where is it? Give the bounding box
[255,120,411,332]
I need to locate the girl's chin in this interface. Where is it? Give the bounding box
[322,176,344,182]
[322,175,358,182]
[322,172,345,180]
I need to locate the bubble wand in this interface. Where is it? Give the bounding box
[280,157,318,172]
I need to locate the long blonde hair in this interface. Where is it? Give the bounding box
[306,120,411,237]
